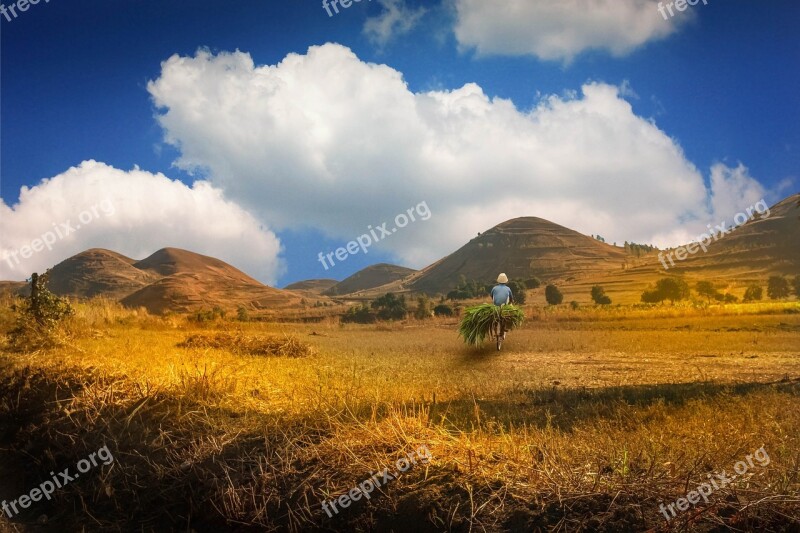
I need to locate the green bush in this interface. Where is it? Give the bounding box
[590,285,612,305]
[545,284,563,305]
[506,280,527,304]
[341,304,376,324]
[433,304,454,317]
[524,277,541,289]
[8,271,73,352]
[371,293,407,321]
[414,295,433,320]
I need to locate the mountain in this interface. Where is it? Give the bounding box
[401,217,632,295]
[283,279,338,294]
[120,248,301,314]
[356,194,799,302]
[46,249,157,300]
[36,247,304,314]
[324,264,417,296]
[665,193,799,275]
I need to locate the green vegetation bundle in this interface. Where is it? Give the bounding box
[458,303,524,347]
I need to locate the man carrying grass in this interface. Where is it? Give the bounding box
[491,273,514,339]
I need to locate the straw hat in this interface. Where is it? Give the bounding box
[497,273,509,284]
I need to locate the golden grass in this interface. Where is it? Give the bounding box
[0,299,798,531]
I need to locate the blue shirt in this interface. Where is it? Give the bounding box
[491,284,513,306]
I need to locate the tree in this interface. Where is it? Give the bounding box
[590,285,612,305]
[640,277,690,304]
[545,284,563,305]
[371,293,408,320]
[656,277,690,304]
[767,276,790,300]
[792,276,800,298]
[743,284,763,302]
[695,281,720,302]
[414,295,433,319]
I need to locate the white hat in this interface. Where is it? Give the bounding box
[497,273,509,284]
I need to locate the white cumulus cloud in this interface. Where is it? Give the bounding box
[453,0,685,62]
[146,44,767,268]
[0,161,283,283]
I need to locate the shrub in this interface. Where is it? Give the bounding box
[545,284,563,305]
[190,306,226,323]
[236,305,250,322]
[570,301,580,310]
[371,293,408,321]
[433,304,454,317]
[793,276,800,298]
[8,271,74,352]
[506,280,527,304]
[414,295,433,320]
[341,304,376,324]
[524,277,541,289]
[590,285,612,305]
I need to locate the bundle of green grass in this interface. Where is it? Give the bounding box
[458,303,524,347]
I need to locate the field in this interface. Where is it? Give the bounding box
[1,299,799,532]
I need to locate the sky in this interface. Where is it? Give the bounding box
[1,0,798,287]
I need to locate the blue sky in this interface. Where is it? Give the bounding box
[1,0,798,287]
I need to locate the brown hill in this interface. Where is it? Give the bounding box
[284,279,338,294]
[324,264,417,296]
[402,217,631,295]
[117,248,301,314]
[562,194,800,303]
[47,249,157,299]
[666,193,799,275]
[16,246,304,315]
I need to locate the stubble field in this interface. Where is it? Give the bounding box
[1,300,799,532]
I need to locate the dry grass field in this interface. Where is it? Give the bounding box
[1,298,799,531]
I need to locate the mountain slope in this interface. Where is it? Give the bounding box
[324,264,417,296]
[47,249,158,300]
[284,279,339,294]
[405,217,631,295]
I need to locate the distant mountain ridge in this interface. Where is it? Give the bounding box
[323,264,417,296]
[41,247,303,314]
[2,194,797,310]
